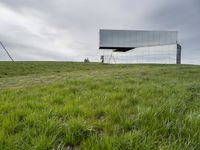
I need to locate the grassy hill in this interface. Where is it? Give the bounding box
[0,62,200,150]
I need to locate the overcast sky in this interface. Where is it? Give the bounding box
[0,0,200,64]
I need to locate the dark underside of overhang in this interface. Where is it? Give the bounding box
[99,47,135,52]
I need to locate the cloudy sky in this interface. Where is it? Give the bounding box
[0,0,200,64]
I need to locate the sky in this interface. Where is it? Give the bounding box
[0,0,200,64]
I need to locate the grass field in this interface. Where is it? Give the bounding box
[0,62,200,150]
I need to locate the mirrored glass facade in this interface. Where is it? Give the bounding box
[99,29,181,64]
[102,44,177,64]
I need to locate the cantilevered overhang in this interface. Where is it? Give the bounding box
[99,29,178,51]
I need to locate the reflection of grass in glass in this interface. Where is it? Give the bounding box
[0,62,200,149]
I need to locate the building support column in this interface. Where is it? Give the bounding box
[176,44,181,64]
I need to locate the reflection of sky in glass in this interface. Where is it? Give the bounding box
[100,30,177,48]
[103,44,177,64]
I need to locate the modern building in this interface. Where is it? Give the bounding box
[99,29,181,64]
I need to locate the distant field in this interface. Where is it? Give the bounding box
[0,62,200,150]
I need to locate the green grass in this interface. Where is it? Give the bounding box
[0,62,200,150]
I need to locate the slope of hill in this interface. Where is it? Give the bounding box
[0,62,200,149]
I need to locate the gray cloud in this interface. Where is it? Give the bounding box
[0,0,199,64]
